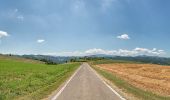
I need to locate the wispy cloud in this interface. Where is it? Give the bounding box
[7,8,24,21]
[43,48,165,56]
[0,30,9,38]
[14,9,18,13]
[117,34,130,40]
[37,39,45,43]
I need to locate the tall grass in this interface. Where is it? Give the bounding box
[0,59,80,100]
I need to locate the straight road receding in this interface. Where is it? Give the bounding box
[51,63,125,100]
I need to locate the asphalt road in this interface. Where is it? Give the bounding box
[52,63,124,100]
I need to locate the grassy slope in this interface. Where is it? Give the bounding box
[0,55,43,64]
[91,60,170,100]
[0,56,80,100]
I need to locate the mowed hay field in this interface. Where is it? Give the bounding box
[0,56,80,100]
[97,63,170,96]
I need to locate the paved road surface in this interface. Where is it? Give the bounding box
[52,63,124,100]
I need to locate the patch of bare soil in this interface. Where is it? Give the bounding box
[97,63,170,96]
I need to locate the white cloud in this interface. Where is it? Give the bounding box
[37,39,45,43]
[9,9,24,21]
[133,47,165,55]
[158,50,164,52]
[85,48,105,54]
[0,30,9,38]
[117,34,130,40]
[43,48,165,56]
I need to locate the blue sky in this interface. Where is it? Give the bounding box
[0,0,170,56]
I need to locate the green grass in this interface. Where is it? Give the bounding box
[0,58,80,100]
[93,66,170,100]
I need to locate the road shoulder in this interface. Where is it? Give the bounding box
[43,64,82,100]
[91,64,138,100]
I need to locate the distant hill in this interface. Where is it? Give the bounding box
[22,55,73,64]
[2,54,170,65]
[0,54,44,64]
[108,56,170,65]
[79,54,170,65]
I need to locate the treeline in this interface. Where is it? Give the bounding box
[69,57,105,62]
[70,56,170,65]
[3,54,170,65]
[109,56,170,65]
[39,59,58,65]
[22,55,70,65]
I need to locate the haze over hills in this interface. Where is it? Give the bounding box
[2,53,170,65]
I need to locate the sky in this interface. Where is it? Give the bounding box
[0,0,170,57]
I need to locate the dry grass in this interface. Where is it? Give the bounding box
[97,63,170,96]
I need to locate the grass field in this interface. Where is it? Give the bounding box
[0,57,80,100]
[92,60,170,100]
